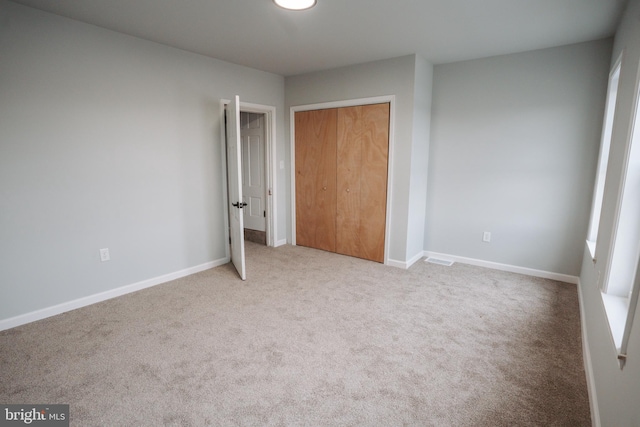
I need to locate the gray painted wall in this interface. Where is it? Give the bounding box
[285,55,432,264]
[580,0,640,424]
[0,1,285,322]
[426,40,612,276]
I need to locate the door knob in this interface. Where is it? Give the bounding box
[232,202,248,208]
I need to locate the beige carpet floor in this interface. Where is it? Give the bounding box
[0,242,590,426]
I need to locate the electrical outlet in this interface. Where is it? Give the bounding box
[99,248,110,262]
[482,231,491,243]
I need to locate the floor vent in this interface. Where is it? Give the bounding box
[425,257,454,266]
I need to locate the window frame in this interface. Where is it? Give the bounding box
[587,53,623,261]
[599,54,640,369]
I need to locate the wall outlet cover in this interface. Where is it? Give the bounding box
[99,248,110,262]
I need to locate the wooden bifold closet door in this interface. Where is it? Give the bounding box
[295,108,338,253]
[295,103,389,263]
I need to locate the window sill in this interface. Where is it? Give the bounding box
[586,240,596,261]
[600,292,629,353]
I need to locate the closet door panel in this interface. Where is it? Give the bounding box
[359,103,390,263]
[336,103,389,263]
[336,106,363,258]
[295,109,337,252]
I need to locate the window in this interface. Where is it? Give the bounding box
[587,55,622,259]
[601,57,640,368]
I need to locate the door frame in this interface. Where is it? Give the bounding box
[221,99,278,258]
[289,95,396,265]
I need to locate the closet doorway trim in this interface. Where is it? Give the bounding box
[289,95,396,265]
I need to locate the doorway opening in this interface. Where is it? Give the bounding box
[221,98,277,276]
[240,111,268,246]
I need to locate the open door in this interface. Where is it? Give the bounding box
[226,95,246,280]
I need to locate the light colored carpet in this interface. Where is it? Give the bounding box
[0,242,590,426]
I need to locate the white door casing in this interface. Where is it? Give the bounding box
[226,95,246,280]
[241,112,266,232]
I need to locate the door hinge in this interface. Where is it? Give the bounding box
[264,210,266,218]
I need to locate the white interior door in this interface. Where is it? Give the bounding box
[241,112,266,232]
[226,96,246,280]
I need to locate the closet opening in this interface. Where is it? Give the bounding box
[290,95,395,265]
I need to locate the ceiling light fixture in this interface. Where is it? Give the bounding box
[273,0,317,11]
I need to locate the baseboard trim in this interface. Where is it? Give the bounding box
[424,251,579,284]
[386,252,424,269]
[577,279,601,427]
[386,258,408,269]
[406,252,424,269]
[0,257,230,332]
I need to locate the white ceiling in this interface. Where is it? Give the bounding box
[8,0,628,76]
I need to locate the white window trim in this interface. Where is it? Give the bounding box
[600,55,640,369]
[586,53,623,261]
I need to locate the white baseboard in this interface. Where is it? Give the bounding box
[386,252,424,269]
[406,252,424,268]
[424,251,579,284]
[274,239,288,248]
[386,258,408,269]
[0,257,230,332]
[577,279,600,427]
